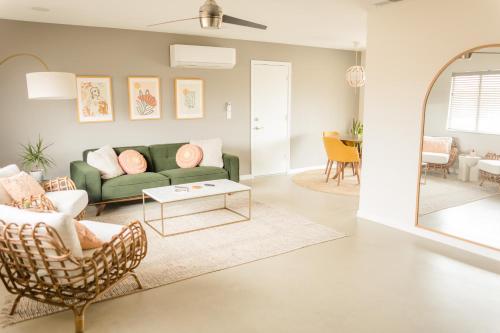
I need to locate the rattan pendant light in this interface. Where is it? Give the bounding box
[346,43,366,88]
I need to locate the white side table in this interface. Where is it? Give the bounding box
[458,155,481,182]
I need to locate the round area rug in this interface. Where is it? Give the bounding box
[292,169,360,196]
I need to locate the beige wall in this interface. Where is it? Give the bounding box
[425,51,500,156]
[358,0,500,260]
[0,19,357,177]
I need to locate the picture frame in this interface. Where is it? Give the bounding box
[174,78,204,119]
[128,76,162,120]
[76,76,114,123]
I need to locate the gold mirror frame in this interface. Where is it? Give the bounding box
[415,43,500,251]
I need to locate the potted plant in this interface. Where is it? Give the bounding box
[20,136,54,182]
[350,118,364,138]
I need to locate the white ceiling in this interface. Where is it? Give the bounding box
[0,0,376,50]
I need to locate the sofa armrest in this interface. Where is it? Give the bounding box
[70,161,102,203]
[222,153,240,182]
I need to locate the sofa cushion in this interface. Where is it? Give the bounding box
[0,204,83,257]
[102,172,170,200]
[45,190,88,218]
[159,166,228,185]
[478,159,500,175]
[422,152,449,164]
[84,146,153,172]
[149,143,185,172]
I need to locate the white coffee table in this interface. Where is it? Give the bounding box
[142,179,251,237]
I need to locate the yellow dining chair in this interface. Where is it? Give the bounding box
[323,131,340,174]
[323,136,361,185]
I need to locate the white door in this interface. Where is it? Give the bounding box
[251,61,291,176]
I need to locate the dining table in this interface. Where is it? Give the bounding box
[340,135,363,157]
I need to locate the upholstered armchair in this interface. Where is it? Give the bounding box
[0,205,147,333]
[422,136,459,178]
[479,153,500,187]
[323,137,361,185]
[9,174,88,220]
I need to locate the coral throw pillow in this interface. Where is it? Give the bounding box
[0,171,45,202]
[118,150,147,174]
[74,220,103,250]
[176,144,203,168]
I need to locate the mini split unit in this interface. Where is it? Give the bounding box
[170,44,236,69]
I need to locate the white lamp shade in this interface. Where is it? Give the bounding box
[26,72,77,100]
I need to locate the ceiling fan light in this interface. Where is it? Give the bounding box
[199,16,223,29]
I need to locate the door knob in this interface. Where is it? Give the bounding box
[253,126,264,130]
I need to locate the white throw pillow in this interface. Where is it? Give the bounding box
[0,164,21,204]
[87,145,124,179]
[0,204,83,257]
[189,138,223,168]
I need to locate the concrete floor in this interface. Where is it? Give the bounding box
[2,174,500,333]
[419,195,500,249]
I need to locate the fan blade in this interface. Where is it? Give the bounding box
[222,15,267,30]
[148,17,198,27]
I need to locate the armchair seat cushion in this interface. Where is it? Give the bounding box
[45,190,88,218]
[0,205,83,257]
[102,172,170,201]
[159,166,228,185]
[478,159,500,175]
[79,220,124,257]
[422,152,449,164]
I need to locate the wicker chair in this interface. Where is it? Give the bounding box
[479,153,500,187]
[0,218,147,333]
[426,140,459,178]
[10,176,87,220]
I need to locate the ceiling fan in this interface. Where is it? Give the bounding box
[148,0,267,30]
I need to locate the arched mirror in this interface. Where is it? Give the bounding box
[416,45,500,250]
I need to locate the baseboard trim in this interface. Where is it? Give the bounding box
[287,165,324,175]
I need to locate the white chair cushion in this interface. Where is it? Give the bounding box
[0,204,83,257]
[79,220,124,257]
[45,190,88,218]
[0,164,20,204]
[189,138,223,168]
[478,159,500,175]
[422,152,450,164]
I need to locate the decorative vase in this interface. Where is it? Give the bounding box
[30,170,43,183]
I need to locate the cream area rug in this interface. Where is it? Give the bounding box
[0,194,345,327]
[292,168,360,196]
[419,174,500,215]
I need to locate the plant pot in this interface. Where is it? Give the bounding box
[30,170,44,183]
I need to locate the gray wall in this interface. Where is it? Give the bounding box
[0,19,357,177]
[425,52,500,156]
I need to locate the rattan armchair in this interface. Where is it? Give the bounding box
[479,153,500,186]
[10,176,86,220]
[426,140,459,178]
[0,219,147,333]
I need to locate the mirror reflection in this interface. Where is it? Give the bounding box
[417,46,500,250]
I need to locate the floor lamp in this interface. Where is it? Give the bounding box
[0,53,76,100]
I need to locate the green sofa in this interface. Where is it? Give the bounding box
[70,143,239,205]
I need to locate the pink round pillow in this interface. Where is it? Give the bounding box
[176,144,203,168]
[118,150,147,174]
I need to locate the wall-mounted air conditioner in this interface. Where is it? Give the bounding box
[170,44,236,69]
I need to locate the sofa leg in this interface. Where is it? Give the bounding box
[95,204,106,216]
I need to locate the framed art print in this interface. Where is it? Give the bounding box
[128,77,161,120]
[175,78,204,119]
[76,76,114,123]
